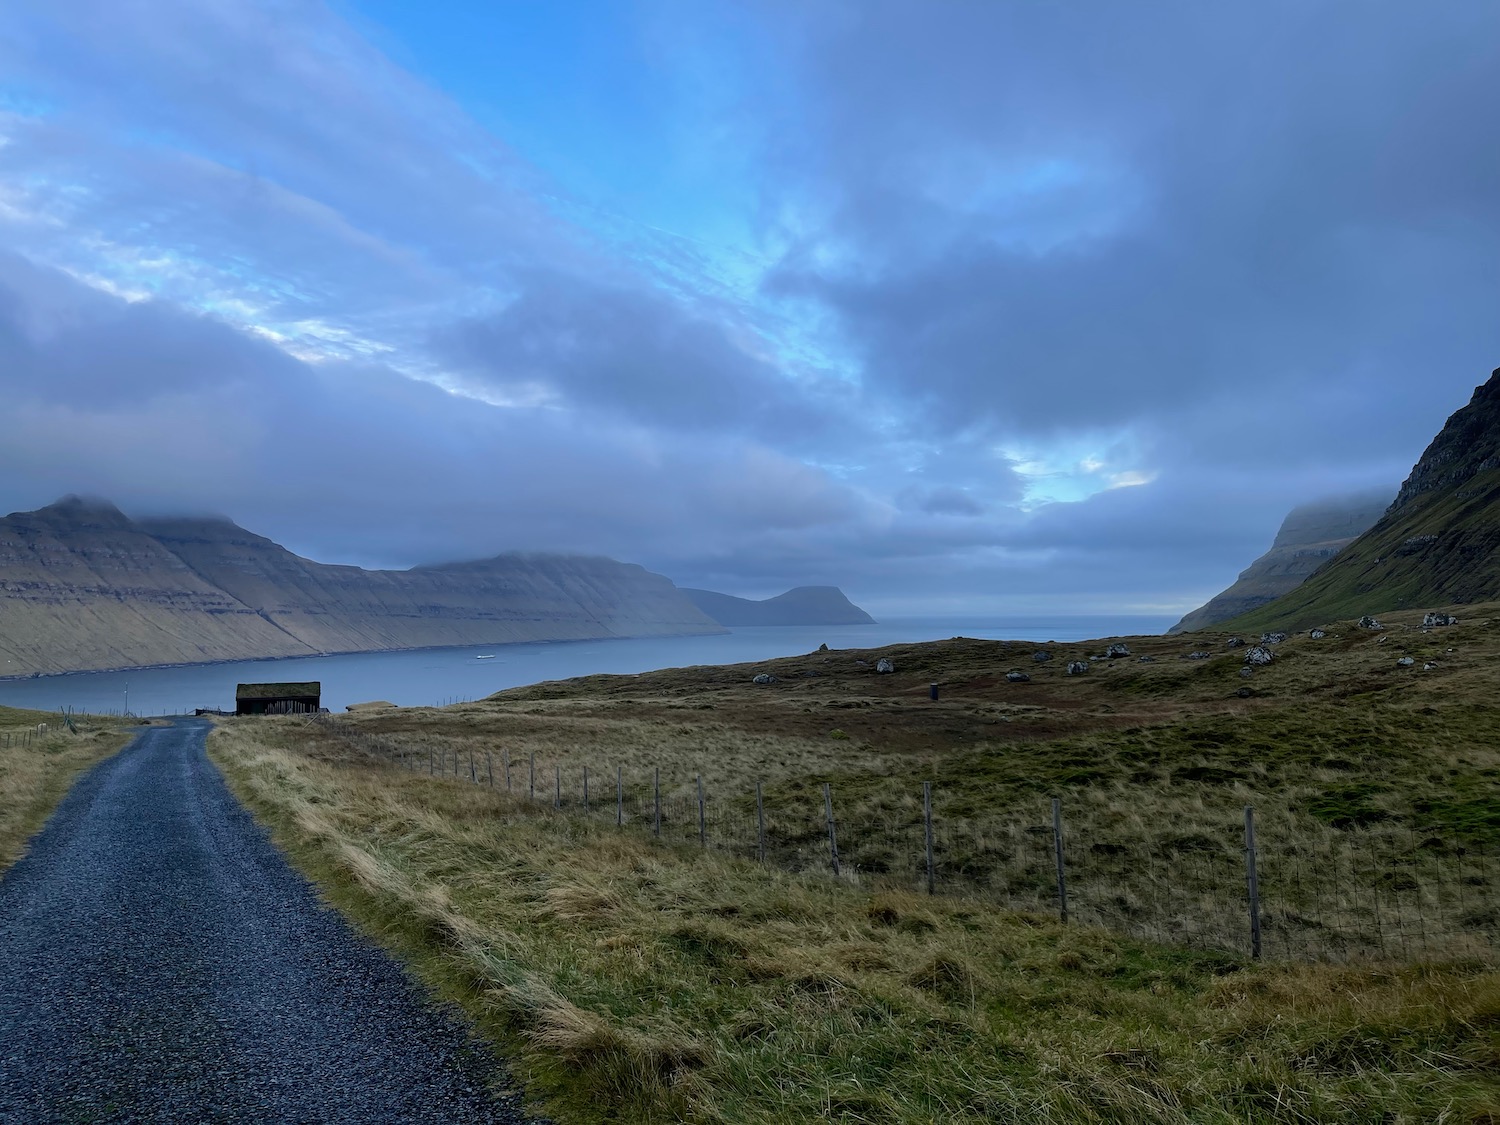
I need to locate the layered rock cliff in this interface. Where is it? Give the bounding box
[1227,366,1500,631]
[0,497,724,676]
[679,586,876,626]
[1169,493,1389,632]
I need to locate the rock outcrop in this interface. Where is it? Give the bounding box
[0,497,725,676]
[1170,492,1390,632]
[679,585,875,626]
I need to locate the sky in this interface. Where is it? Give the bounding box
[1,1,1498,617]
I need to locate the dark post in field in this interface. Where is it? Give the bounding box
[1244,804,1262,960]
[583,765,590,812]
[923,780,935,895]
[469,751,477,784]
[428,748,434,776]
[756,780,766,863]
[696,775,706,848]
[653,767,661,837]
[616,765,623,827]
[1052,797,1069,923]
[554,764,561,809]
[503,748,511,792]
[486,752,494,787]
[529,752,536,801]
[823,783,841,876]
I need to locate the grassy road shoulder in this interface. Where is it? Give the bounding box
[0,704,134,873]
[210,718,1498,1124]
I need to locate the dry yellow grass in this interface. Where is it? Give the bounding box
[0,704,133,872]
[210,715,1500,1124]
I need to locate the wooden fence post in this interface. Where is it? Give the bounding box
[1244,805,1262,960]
[428,748,434,776]
[823,783,841,876]
[583,765,590,812]
[486,752,494,787]
[616,766,623,827]
[469,751,477,783]
[1052,797,1069,923]
[924,781,935,895]
[697,775,706,848]
[653,767,661,837]
[529,752,536,801]
[756,780,765,863]
[554,765,561,809]
[503,748,511,792]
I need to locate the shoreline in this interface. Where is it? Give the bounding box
[0,626,738,684]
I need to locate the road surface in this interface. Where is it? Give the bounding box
[0,720,533,1123]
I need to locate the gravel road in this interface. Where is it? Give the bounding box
[0,720,537,1124]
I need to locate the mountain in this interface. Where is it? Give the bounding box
[0,497,724,677]
[679,585,876,626]
[1169,492,1389,632]
[1225,366,1500,632]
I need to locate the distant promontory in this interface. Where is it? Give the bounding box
[679,586,875,626]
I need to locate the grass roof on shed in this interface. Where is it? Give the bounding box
[236,682,321,699]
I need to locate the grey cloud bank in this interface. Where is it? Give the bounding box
[1,0,1498,614]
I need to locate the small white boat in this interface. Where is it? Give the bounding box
[474,654,496,660]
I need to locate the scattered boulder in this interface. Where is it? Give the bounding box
[1244,646,1274,666]
[1006,671,1031,683]
[1226,637,1246,648]
[1424,662,1438,671]
[1066,660,1090,676]
[1260,632,1288,645]
[1137,655,1156,663]
[1422,612,1457,627]
[1309,629,1327,639]
[1396,656,1415,667]
[752,673,778,685]
[1236,686,1252,698]
[1186,651,1212,660]
[1104,642,1131,659]
[818,642,830,652]
[1357,615,1383,629]
[855,659,869,667]
[875,658,895,674]
[1239,666,1255,678]
[1032,650,1053,663]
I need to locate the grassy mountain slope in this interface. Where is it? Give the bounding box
[1227,366,1500,633]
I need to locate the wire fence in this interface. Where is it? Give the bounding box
[308,715,1499,965]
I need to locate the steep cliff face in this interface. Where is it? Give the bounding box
[1169,494,1389,632]
[0,498,724,676]
[1227,366,1500,631]
[680,586,876,626]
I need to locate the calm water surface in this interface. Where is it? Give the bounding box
[0,615,1173,716]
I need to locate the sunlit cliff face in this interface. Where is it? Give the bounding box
[1,0,1497,612]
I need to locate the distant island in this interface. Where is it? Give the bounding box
[0,497,725,677]
[679,586,875,626]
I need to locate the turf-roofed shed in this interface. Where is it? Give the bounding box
[236,682,321,716]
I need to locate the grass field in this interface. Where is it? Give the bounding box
[209,605,1500,1122]
[0,704,133,873]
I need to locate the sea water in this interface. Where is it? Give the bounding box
[0,615,1173,716]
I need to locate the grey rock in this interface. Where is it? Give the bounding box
[875,657,895,674]
[1066,660,1090,675]
[1309,629,1327,639]
[1186,651,1212,660]
[818,642,829,652]
[1032,650,1053,663]
[1236,686,1252,697]
[1396,656,1415,667]
[1357,615,1383,629]
[1244,646,1275,666]
[1006,671,1031,683]
[1260,632,1288,644]
[1240,666,1255,678]
[1422,612,1457,627]
[1423,662,1438,671]
[1137,655,1156,663]
[1226,637,1246,648]
[1104,642,1131,659]
[752,673,778,685]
